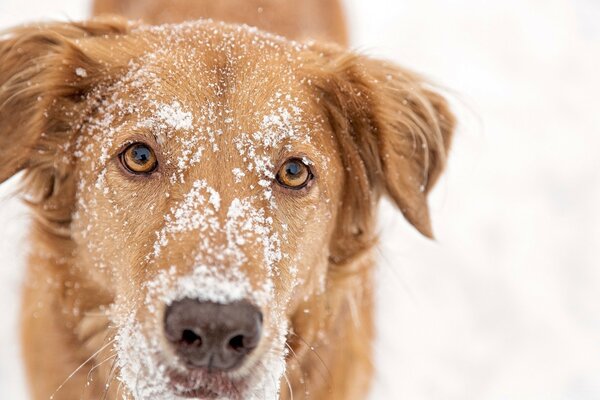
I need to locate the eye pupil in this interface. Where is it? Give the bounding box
[286,162,302,176]
[131,146,151,164]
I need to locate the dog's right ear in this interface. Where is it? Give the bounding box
[303,44,455,262]
[0,17,132,185]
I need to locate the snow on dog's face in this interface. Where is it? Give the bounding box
[71,22,343,399]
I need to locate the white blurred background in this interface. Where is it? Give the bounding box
[1,0,599,398]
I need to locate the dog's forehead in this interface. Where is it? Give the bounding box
[119,26,317,142]
[128,21,310,100]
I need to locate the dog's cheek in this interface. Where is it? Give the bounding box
[279,213,333,314]
[71,173,129,289]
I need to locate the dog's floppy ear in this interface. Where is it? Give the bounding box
[0,17,131,188]
[307,46,455,241]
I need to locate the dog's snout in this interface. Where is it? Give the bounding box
[164,298,262,371]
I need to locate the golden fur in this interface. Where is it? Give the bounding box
[0,1,454,399]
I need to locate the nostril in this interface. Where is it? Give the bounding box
[181,329,202,346]
[228,335,245,352]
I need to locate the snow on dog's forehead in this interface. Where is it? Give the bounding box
[124,19,309,94]
[131,19,308,58]
[87,19,317,181]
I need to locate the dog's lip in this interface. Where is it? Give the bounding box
[167,368,242,400]
[172,386,220,399]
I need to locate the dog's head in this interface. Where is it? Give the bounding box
[0,18,453,399]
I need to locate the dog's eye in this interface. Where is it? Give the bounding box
[276,158,312,189]
[120,143,158,174]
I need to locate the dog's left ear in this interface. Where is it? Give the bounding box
[0,17,131,188]
[306,47,455,239]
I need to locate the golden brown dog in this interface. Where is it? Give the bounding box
[0,1,454,399]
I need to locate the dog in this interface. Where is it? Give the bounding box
[0,0,454,398]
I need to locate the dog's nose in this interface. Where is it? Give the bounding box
[164,298,262,371]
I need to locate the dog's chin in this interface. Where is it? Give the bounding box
[167,367,245,400]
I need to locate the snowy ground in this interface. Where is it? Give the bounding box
[1,0,599,399]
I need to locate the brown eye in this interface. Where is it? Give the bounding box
[276,158,312,189]
[120,143,158,174]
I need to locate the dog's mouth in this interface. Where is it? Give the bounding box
[113,312,288,399]
[167,367,244,399]
[114,264,291,399]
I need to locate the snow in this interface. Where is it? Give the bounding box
[144,101,194,132]
[1,0,600,399]
[232,168,246,183]
[75,67,88,78]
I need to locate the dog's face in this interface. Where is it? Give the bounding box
[0,18,453,399]
[72,23,344,398]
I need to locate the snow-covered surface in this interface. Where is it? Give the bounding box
[1,0,599,399]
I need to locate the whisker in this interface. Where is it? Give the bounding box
[283,371,294,400]
[290,332,332,390]
[81,352,116,400]
[50,338,116,399]
[86,353,116,384]
[101,355,119,400]
[116,380,124,400]
[284,342,308,399]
